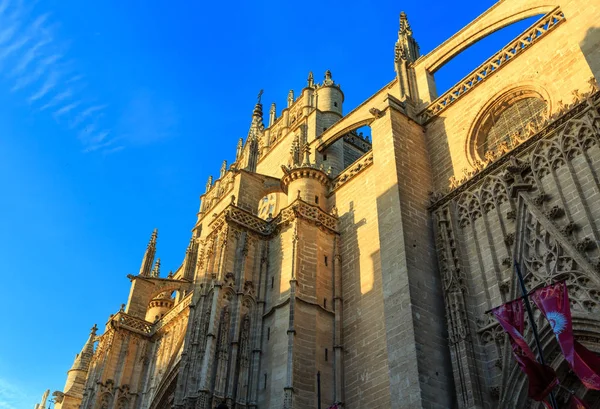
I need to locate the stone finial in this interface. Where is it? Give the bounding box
[167,270,173,279]
[287,90,294,107]
[220,160,227,178]
[302,143,311,166]
[269,103,277,126]
[289,137,300,166]
[206,175,213,193]
[395,11,420,63]
[151,258,161,277]
[399,11,412,36]
[236,138,243,160]
[257,89,264,105]
[307,71,314,87]
[323,70,334,86]
[90,324,98,336]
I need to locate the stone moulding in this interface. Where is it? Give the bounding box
[329,151,374,193]
[419,8,565,123]
[209,198,339,237]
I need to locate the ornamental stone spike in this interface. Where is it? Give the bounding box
[151,258,161,278]
[287,90,294,107]
[236,138,243,160]
[269,103,277,126]
[220,160,227,178]
[206,175,213,193]
[139,229,158,277]
[307,71,314,88]
[395,11,420,63]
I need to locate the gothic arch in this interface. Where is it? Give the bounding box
[149,362,179,409]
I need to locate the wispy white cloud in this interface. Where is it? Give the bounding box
[28,70,59,102]
[0,2,122,154]
[11,38,50,76]
[53,100,81,118]
[83,137,117,153]
[70,104,106,128]
[39,87,72,110]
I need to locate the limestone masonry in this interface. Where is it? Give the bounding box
[51,1,600,408]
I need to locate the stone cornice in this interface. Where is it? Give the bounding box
[281,166,330,190]
[329,151,374,194]
[208,198,339,237]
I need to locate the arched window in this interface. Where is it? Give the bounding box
[474,90,548,159]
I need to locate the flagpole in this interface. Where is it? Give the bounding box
[514,260,559,409]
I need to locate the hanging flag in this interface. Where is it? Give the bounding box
[569,394,590,409]
[531,281,600,390]
[492,299,558,401]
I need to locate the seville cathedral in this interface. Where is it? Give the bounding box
[50,0,600,408]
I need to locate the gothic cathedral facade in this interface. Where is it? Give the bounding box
[52,1,600,408]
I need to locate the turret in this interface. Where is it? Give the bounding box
[315,70,345,175]
[145,291,175,322]
[138,229,157,277]
[282,138,329,210]
[316,70,344,116]
[55,325,97,409]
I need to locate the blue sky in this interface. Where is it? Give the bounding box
[0,1,539,407]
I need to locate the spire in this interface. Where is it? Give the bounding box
[287,90,294,107]
[206,175,213,193]
[269,103,277,126]
[307,71,314,88]
[151,258,161,278]
[139,229,157,277]
[70,324,97,372]
[243,91,264,172]
[394,11,420,101]
[220,160,227,178]
[236,138,243,160]
[395,11,420,63]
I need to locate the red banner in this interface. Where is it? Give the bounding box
[532,282,600,390]
[492,299,558,400]
[569,394,590,409]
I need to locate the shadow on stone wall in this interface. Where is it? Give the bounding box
[581,27,600,81]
